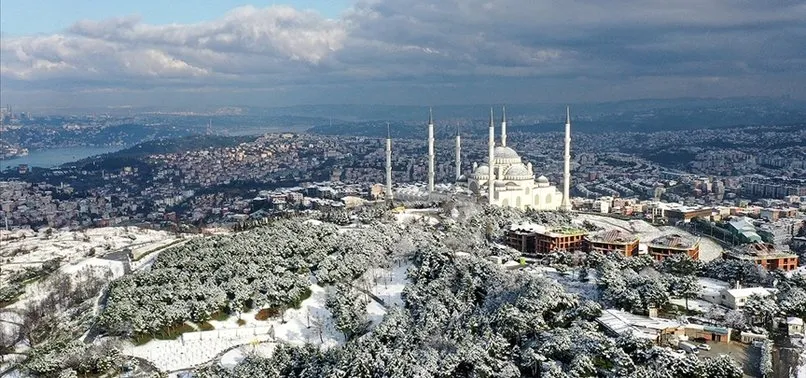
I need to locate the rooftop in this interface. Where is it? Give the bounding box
[548,227,589,236]
[726,243,798,260]
[725,287,772,298]
[597,309,681,340]
[586,229,639,244]
[648,234,699,250]
[728,217,757,233]
[509,224,587,237]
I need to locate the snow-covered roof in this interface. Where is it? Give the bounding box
[509,223,547,233]
[586,229,639,244]
[787,317,804,326]
[647,233,699,250]
[725,287,772,298]
[728,217,757,232]
[597,309,681,339]
[698,277,730,297]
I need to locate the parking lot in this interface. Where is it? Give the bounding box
[696,341,759,377]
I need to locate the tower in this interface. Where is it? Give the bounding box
[501,105,507,147]
[488,108,495,205]
[386,123,393,201]
[427,108,435,193]
[561,106,572,212]
[455,124,461,181]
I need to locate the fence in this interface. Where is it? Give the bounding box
[181,325,275,343]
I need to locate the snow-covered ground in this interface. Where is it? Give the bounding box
[124,284,344,372]
[360,262,411,327]
[219,343,276,369]
[1,227,175,265]
[1,227,177,285]
[394,209,440,226]
[2,227,183,313]
[574,214,723,262]
[669,298,726,314]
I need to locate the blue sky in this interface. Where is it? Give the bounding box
[0,0,353,35]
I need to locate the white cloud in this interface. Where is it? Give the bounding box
[1,0,805,106]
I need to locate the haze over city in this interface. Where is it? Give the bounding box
[2,0,806,108]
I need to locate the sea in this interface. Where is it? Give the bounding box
[0,145,126,171]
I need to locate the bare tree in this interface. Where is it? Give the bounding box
[310,313,327,344]
[20,302,46,347]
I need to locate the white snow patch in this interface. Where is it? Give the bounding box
[394,209,440,226]
[364,262,410,309]
[125,284,343,372]
[669,298,727,314]
[366,300,386,328]
[303,219,323,226]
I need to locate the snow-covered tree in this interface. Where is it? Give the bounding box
[777,286,806,318]
[744,294,779,329]
[703,259,770,287]
[758,339,773,377]
[669,275,701,312]
[722,309,747,329]
[659,253,703,276]
[701,355,744,378]
[326,283,369,341]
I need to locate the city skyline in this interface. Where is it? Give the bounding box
[1,0,805,108]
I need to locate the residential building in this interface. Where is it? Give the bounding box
[534,227,588,254]
[583,229,640,257]
[596,309,731,345]
[723,243,799,272]
[787,317,804,336]
[647,234,700,261]
[505,224,588,254]
[720,287,773,310]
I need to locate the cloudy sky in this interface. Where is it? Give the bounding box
[1,0,805,108]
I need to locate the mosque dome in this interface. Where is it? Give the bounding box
[493,146,522,165]
[536,175,550,187]
[472,164,490,180]
[504,164,531,180]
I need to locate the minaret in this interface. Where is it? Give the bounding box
[386,123,393,201]
[501,105,507,147]
[427,108,435,193]
[561,106,572,212]
[455,124,461,181]
[488,108,495,205]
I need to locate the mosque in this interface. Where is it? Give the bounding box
[385,107,573,211]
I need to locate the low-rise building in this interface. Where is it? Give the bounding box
[583,229,640,257]
[720,287,773,310]
[787,317,804,336]
[596,308,681,343]
[506,224,538,254]
[647,234,700,261]
[739,331,767,344]
[723,243,799,272]
[596,309,731,345]
[534,227,588,254]
[727,217,763,243]
[505,224,588,254]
